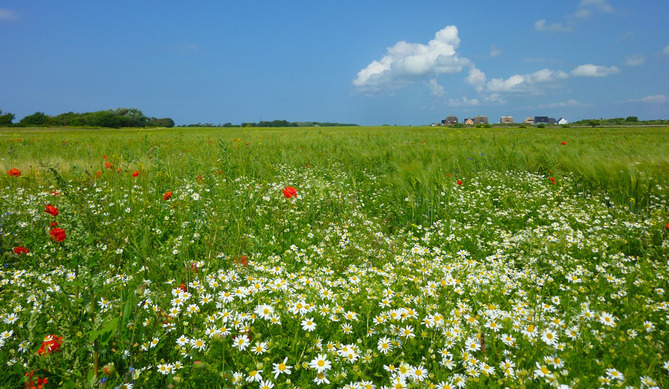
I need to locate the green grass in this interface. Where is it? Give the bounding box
[1,126,668,388]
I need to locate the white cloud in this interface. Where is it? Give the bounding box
[663,45,669,56]
[489,45,502,58]
[0,8,17,20]
[353,26,470,93]
[485,69,568,93]
[425,79,445,97]
[624,55,645,67]
[534,19,571,32]
[571,64,620,77]
[628,95,667,104]
[465,66,487,92]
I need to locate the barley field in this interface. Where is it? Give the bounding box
[1,126,668,388]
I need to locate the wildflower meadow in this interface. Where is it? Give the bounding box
[1,126,668,388]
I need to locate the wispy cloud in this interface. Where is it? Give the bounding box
[627,95,667,104]
[663,45,669,56]
[424,79,445,97]
[447,97,480,107]
[535,0,614,33]
[540,99,585,108]
[0,8,18,20]
[353,26,470,93]
[579,0,613,14]
[624,55,645,67]
[571,64,620,77]
[172,44,202,55]
[489,45,502,58]
[534,19,572,33]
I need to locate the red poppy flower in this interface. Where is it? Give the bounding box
[163,191,173,200]
[132,170,139,177]
[96,171,102,177]
[179,282,187,293]
[6,168,20,177]
[561,141,567,145]
[45,204,59,217]
[49,228,66,242]
[457,180,463,186]
[666,222,669,230]
[37,334,63,355]
[51,221,58,227]
[234,255,248,267]
[282,186,297,198]
[117,168,122,173]
[102,155,107,159]
[13,246,29,254]
[24,371,48,389]
[104,162,113,169]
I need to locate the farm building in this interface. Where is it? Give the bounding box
[523,116,534,125]
[443,116,458,125]
[500,116,513,124]
[535,116,557,125]
[474,116,488,124]
[463,118,474,125]
[558,117,568,125]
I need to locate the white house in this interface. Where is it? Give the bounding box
[557,117,568,125]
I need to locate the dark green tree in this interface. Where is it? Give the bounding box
[0,110,15,126]
[20,112,50,126]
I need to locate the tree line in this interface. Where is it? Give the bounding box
[571,116,669,127]
[178,120,359,128]
[0,108,174,128]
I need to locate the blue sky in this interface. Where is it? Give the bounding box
[1,1,668,125]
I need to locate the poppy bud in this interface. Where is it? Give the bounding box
[103,363,115,375]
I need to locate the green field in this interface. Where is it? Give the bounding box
[1,126,668,388]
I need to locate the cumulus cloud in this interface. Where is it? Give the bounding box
[425,79,445,97]
[465,66,487,92]
[485,69,568,93]
[628,95,667,104]
[624,55,645,67]
[534,19,572,32]
[353,26,470,93]
[0,8,18,20]
[571,64,620,77]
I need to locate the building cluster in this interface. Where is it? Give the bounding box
[435,115,568,126]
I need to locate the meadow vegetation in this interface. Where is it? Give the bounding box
[1,126,668,388]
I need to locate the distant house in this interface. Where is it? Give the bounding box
[474,116,488,124]
[534,116,557,125]
[444,116,458,125]
[523,116,534,125]
[500,116,513,124]
[557,117,568,125]
[463,118,475,125]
